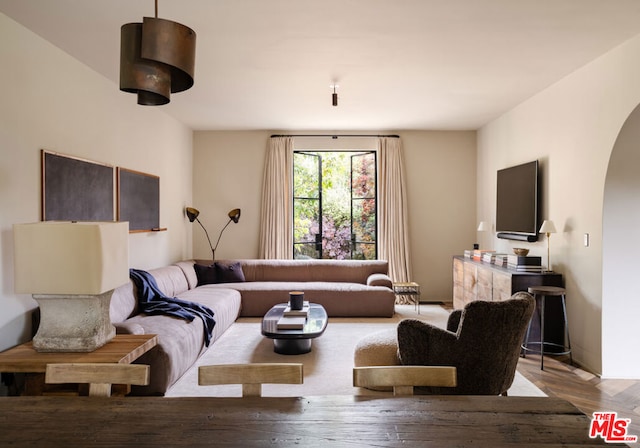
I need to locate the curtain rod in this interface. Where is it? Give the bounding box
[270,134,400,139]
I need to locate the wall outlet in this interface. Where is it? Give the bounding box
[584,233,590,247]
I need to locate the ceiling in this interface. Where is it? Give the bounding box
[2,0,640,131]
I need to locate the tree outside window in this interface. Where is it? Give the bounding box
[293,151,376,260]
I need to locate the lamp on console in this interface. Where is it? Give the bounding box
[475,221,490,250]
[539,220,557,272]
[13,221,129,352]
[477,221,490,232]
[186,207,241,261]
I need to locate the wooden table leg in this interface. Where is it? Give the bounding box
[23,373,46,396]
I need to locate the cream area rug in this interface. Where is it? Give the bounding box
[166,304,546,397]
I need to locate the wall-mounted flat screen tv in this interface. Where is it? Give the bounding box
[495,160,539,242]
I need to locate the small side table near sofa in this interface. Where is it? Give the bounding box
[0,334,157,395]
[392,282,421,313]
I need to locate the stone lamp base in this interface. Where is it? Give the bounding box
[32,291,116,352]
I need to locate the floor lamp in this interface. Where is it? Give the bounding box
[186,207,241,261]
[186,207,214,261]
[212,208,241,261]
[539,220,557,272]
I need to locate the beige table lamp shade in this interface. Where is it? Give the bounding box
[14,221,129,295]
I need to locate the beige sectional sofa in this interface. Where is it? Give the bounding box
[109,258,396,395]
[201,259,396,317]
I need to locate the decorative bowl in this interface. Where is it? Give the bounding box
[513,248,529,256]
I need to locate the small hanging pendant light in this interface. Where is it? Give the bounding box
[120,0,196,105]
[331,84,339,107]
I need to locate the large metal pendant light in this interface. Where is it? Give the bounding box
[120,0,196,105]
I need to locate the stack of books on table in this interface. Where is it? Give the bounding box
[481,252,496,263]
[277,301,310,329]
[283,301,310,316]
[464,249,473,258]
[507,255,543,272]
[473,250,495,261]
[276,316,306,329]
[492,254,509,267]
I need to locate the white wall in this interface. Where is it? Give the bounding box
[478,33,640,377]
[0,13,194,352]
[402,131,477,300]
[191,131,268,261]
[602,104,640,379]
[192,130,477,301]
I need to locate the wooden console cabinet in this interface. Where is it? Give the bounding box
[453,256,565,350]
[453,256,563,309]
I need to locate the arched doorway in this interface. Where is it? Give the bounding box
[602,103,640,378]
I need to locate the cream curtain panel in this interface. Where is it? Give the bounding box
[378,137,412,293]
[259,137,294,259]
[259,135,412,282]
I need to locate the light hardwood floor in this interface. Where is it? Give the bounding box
[517,353,640,440]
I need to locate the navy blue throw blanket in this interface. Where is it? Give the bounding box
[129,269,216,347]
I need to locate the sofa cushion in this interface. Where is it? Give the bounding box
[174,260,198,289]
[113,321,145,335]
[214,261,245,283]
[193,261,246,285]
[179,287,242,343]
[128,311,205,396]
[194,263,217,286]
[367,273,393,288]
[110,265,191,325]
[110,280,138,323]
[147,265,190,297]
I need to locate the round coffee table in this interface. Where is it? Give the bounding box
[261,303,328,355]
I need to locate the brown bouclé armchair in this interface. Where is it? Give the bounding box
[397,292,535,395]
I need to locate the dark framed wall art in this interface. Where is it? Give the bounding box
[41,150,115,221]
[117,167,163,232]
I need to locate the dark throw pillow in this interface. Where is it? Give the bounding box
[194,263,217,286]
[214,261,245,283]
